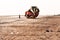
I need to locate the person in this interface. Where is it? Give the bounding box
[19,14,20,19]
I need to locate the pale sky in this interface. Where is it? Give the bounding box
[0,0,60,16]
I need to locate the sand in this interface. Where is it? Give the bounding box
[0,15,60,40]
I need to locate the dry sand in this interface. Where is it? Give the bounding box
[0,15,60,40]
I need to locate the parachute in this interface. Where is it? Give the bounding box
[25,6,40,18]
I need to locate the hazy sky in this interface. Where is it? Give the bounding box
[0,0,60,16]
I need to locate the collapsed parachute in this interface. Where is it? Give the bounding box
[25,6,40,18]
